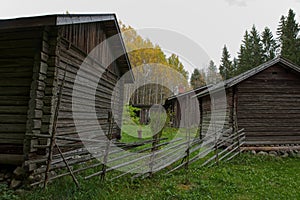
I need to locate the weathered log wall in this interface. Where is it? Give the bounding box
[0,27,44,160]
[0,21,126,165]
[237,64,300,145]
[199,89,232,137]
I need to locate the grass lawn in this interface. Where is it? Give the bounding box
[1,153,300,200]
[120,125,187,141]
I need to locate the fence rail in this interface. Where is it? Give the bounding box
[29,126,245,187]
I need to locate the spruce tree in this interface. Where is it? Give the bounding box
[276,15,286,41]
[237,26,265,74]
[261,27,278,61]
[249,25,264,67]
[277,9,300,64]
[219,45,233,80]
[232,58,238,76]
[237,31,252,74]
[190,68,206,89]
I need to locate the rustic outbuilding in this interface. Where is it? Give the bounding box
[195,57,300,146]
[0,14,133,167]
[164,85,209,128]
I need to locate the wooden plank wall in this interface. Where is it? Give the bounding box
[174,94,200,128]
[237,64,300,145]
[0,27,43,156]
[199,89,232,137]
[41,23,123,150]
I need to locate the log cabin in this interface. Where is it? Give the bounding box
[0,14,133,168]
[195,57,300,146]
[164,85,209,128]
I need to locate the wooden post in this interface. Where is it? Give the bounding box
[232,86,238,133]
[44,65,69,188]
[55,143,80,188]
[184,129,190,171]
[184,139,190,184]
[199,98,203,139]
[232,86,241,155]
[149,130,160,177]
[214,132,219,165]
[101,111,114,181]
[211,97,219,165]
[185,96,190,170]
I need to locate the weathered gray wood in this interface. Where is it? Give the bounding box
[44,62,67,188]
[54,143,80,188]
[0,154,24,165]
[0,138,24,144]
[0,16,132,184]
[236,64,300,144]
[241,146,300,151]
[245,140,300,145]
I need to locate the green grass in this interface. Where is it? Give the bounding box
[120,125,176,142]
[119,126,193,152]
[120,125,196,143]
[2,153,300,200]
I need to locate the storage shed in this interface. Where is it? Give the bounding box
[195,57,300,146]
[0,14,133,166]
[164,85,209,128]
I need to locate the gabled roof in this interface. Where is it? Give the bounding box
[166,85,211,102]
[0,14,116,29]
[194,56,300,98]
[0,14,134,82]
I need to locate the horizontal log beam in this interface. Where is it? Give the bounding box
[0,154,23,165]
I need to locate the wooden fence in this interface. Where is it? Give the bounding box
[28,124,245,187]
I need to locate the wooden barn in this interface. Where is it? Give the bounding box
[131,104,151,125]
[164,85,209,128]
[0,14,133,167]
[195,57,300,146]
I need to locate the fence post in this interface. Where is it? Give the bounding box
[149,130,160,177]
[101,111,114,181]
[44,65,79,188]
[237,130,241,156]
[214,131,219,166]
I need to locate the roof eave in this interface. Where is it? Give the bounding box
[0,14,134,83]
[193,57,300,99]
[56,14,116,25]
[112,16,135,83]
[0,14,117,29]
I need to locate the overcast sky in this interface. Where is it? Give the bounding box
[1,0,300,72]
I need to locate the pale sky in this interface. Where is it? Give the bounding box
[1,0,300,73]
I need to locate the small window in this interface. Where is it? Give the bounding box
[272,71,278,75]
